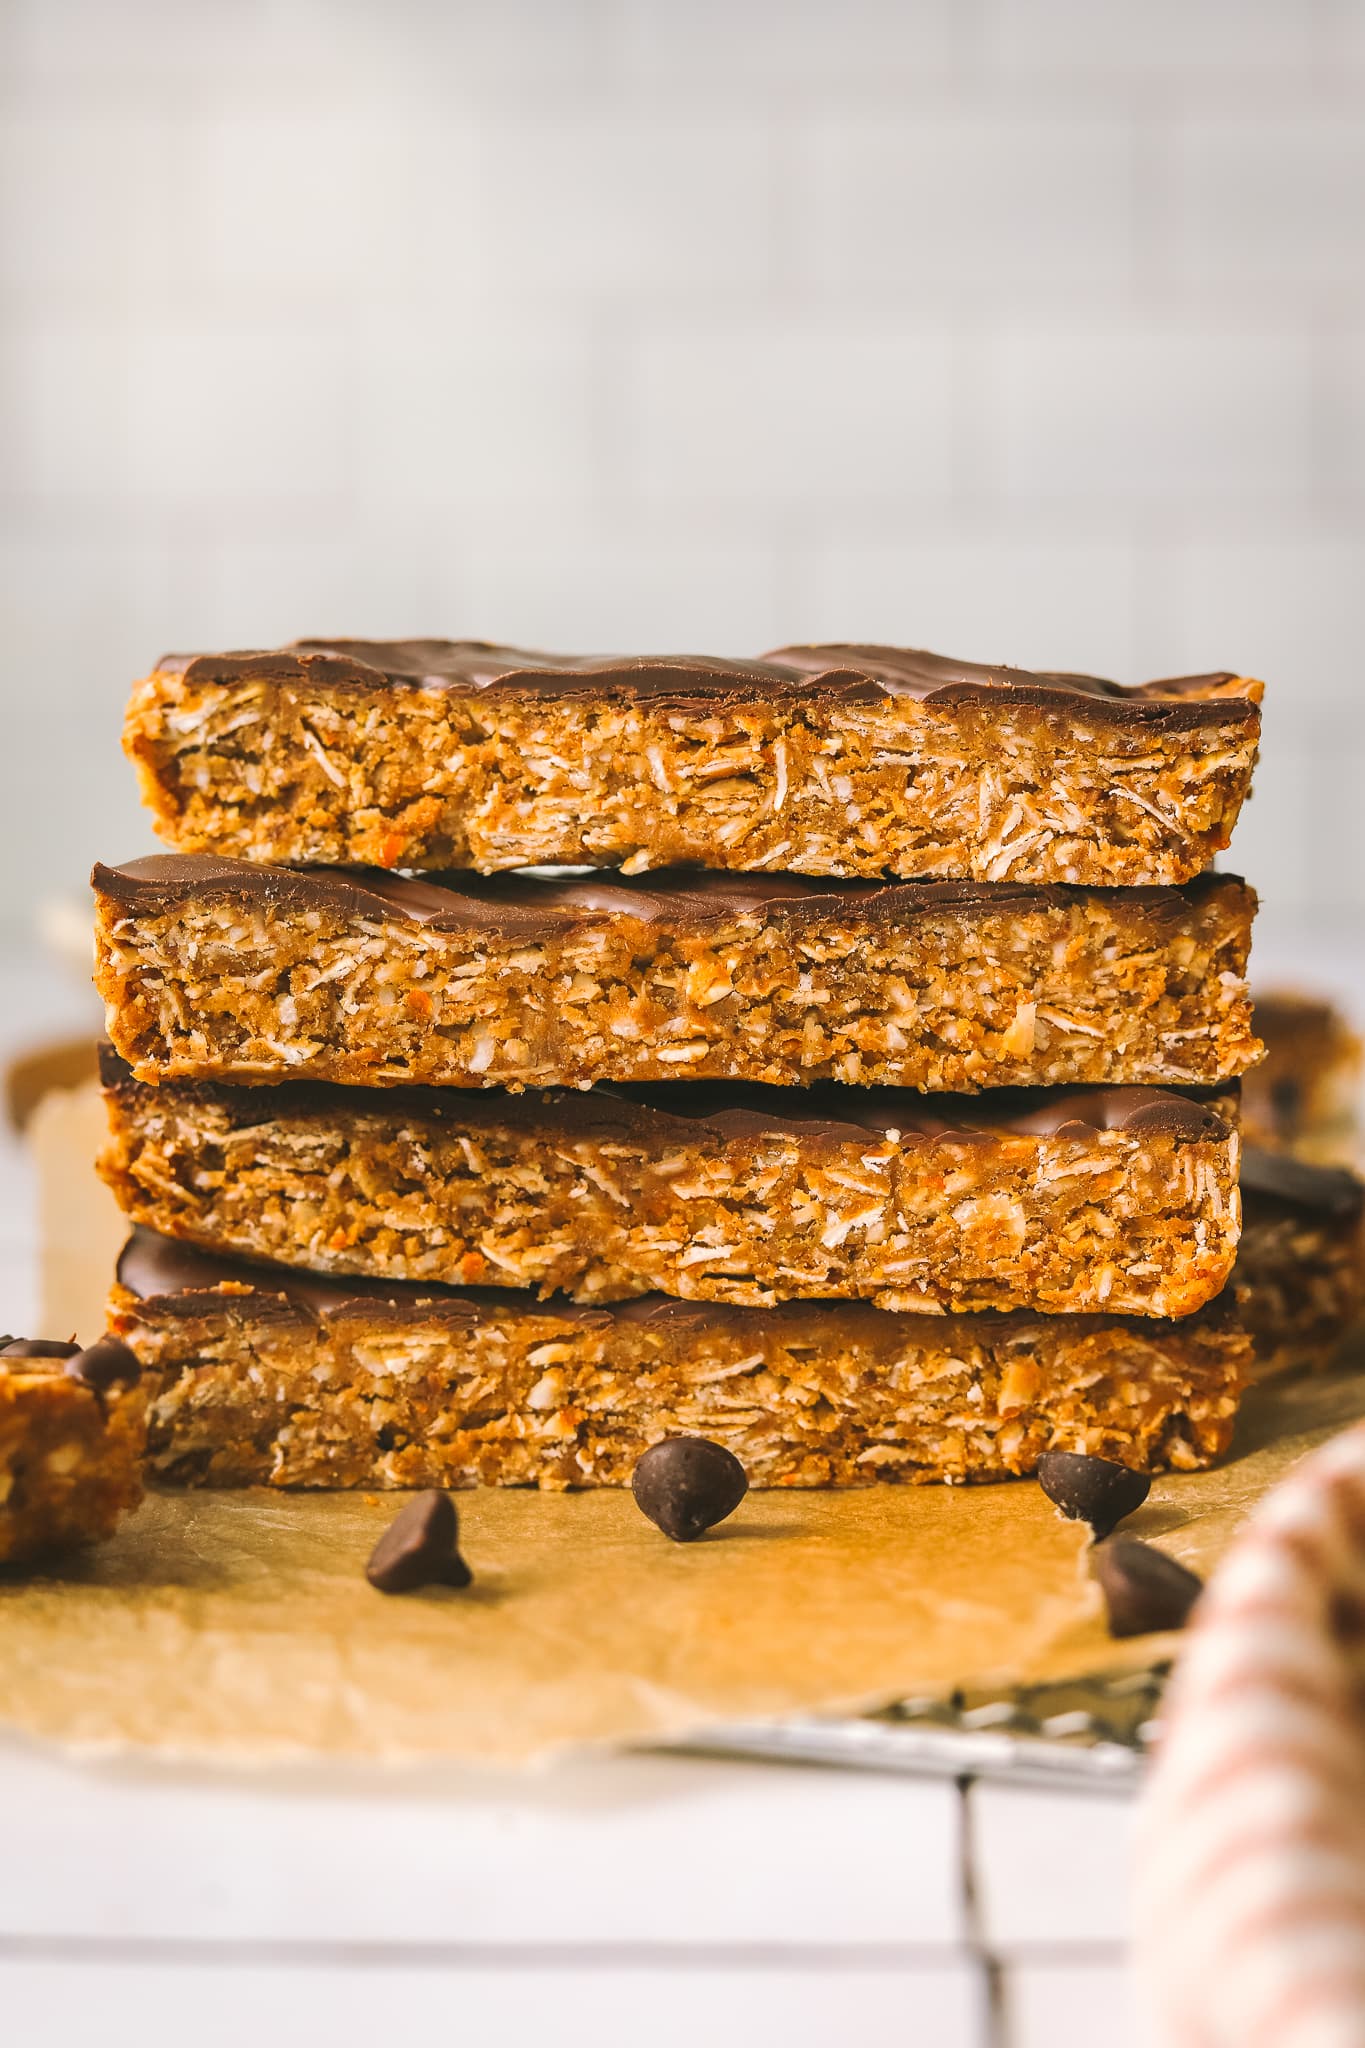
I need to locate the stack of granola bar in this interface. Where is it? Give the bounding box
[92,640,1273,1490]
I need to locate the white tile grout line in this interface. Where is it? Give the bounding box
[958,1778,1010,2048]
[0,1936,974,1973]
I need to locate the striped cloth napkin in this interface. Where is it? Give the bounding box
[1135,1421,1365,2047]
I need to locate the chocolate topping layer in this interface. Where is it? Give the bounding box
[768,643,1253,721]
[151,638,1258,728]
[1239,1146,1364,1221]
[98,1045,1234,1146]
[118,1229,1234,1337]
[92,853,1246,936]
[118,1227,617,1329]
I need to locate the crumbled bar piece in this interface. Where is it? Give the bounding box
[123,640,1262,887]
[1235,1149,1365,1376]
[110,1229,1251,1490]
[92,856,1260,1094]
[632,1437,748,1541]
[98,1052,1243,1319]
[1243,992,1362,1167]
[0,1338,146,1564]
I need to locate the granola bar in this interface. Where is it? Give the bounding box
[1243,992,1362,1167]
[123,640,1262,886]
[92,857,1260,1093]
[111,1229,1251,1490]
[1235,1148,1365,1375]
[98,1052,1242,1319]
[0,1342,146,1564]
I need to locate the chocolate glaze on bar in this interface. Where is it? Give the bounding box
[118,1226,615,1329]
[117,1229,1234,1337]
[149,637,1260,729]
[99,1045,1235,1145]
[92,854,1249,936]
[768,643,1258,723]
[1240,1146,1364,1221]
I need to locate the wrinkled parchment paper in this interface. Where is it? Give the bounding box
[5,1079,1361,1768]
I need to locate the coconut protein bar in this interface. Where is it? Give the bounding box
[98,1053,1242,1320]
[123,640,1262,887]
[93,857,1260,1095]
[111,1229,1251,1492]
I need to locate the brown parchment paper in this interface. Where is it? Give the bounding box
[5,1075,1363,1769]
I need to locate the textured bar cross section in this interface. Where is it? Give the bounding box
[0,1357,146,1565]
[99,1053,1242,1319]
[1235,1149,1365,1376]
[92,856,1260,1094]
[111,1231,1251,1490]
[123,639,1263,886]
[1242,992,1363,1166]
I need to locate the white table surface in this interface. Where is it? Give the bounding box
[7,922,1359,2048]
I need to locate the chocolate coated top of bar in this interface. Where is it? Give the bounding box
[150,637,1260,728]
[92,854,1248,934]
[1240,1146,1364,1221]
[116,1229,1232,1337]
[99,1046,1234,1145]
[119,1226,623,1329]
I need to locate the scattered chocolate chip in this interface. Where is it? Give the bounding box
[1036,1450,1151,1540]
[365,1491,473,1594]
[631,1436,748,1543]
[65,1336,141,1392]
[0,1337,82,1360]
[1092,1537,1203,1639]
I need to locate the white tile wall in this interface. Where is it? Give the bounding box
[986,323,1316,508]
[189,110,416,297]
[0,109,172,295]
[1164,115,1365,289]
[1006,1961,1136,2048]
[0,1744,968,1948]
[474,112,776,298]
[980,0,1321,77]
[619,0,956,85]
[1,0,1364,931]
[799,535,1142,678]
[449,526,788,652]
[0,1958,986,2048]
[620,323,957,509]
[1329,327,1365,495]
[796,113,1135,297]
[2,323,131,504]
[126,324,358,506]
[1150,537,1365,705]
[365,328,599,508]
[969,1784,1134,1949]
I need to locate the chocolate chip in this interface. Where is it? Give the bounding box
[65,1336,141,1392]
[631,1437,748,1543]
[1092,1537,1203,1639]
[0,1337,82,1360]
[365,1491,473,1594]
[1036,1451,1151,1540]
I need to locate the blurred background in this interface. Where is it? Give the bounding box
[2,0,1363,952]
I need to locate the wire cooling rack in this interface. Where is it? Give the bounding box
[679,1663,1169,1792]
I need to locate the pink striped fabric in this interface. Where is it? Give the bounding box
[1135,1422,1365,2048]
